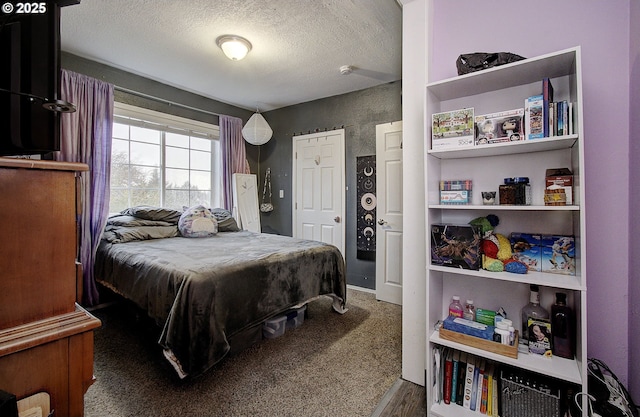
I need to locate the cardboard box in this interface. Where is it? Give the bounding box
[475,308,497,326]
[525,95,545,140]
[440,190,471,205]
[430,224,481,270]
[541,235,575,275]
[431,108,475,150]
[528,317,552,356]
[510,232,542,272]
[545,168,574,205]
[440,179,472,205]
[474,108,524,145]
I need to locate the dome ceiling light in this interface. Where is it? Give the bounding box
[216,35,252,61]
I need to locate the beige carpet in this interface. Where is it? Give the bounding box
[85,288,402,417]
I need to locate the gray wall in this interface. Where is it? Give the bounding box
[258,82,402,289]
[61,52,253,124]
[62,52,402,289]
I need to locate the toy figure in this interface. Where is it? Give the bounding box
[502,118,521,141]
[481,119,495,139]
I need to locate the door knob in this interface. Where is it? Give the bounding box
[378,218,387,225]
[334,216,341,223]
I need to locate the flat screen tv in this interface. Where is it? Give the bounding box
[0,3,61,157]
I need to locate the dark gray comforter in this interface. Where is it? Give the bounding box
[94,230,346,378]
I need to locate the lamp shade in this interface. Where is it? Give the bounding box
[242,112,273,145]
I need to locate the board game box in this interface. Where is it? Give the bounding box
[541,235,575,275]
[525,95,545,140]
[510,232,542,272]
[431,224,481,270]
[431,108,475,150]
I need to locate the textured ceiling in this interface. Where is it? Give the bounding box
[60,0,403,111]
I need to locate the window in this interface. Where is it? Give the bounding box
[110,102,221,213]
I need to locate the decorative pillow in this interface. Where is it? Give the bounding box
[210,208,241,232]
[178,205,218,237]
[121,206,182,224]
[102,225,179,243]
[217,217,241,232]
[106,215,175,228]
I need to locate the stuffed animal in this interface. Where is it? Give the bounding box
[469,214,527,274]
[179,205,218,237]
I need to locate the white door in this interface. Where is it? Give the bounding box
[232,173,261,233]
[292,130,345,256]
[375,121,403,305]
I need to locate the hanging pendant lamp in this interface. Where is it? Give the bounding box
[242,111,273,145]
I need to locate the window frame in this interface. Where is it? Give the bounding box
[110,102,221,212]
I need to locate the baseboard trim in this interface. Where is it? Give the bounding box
[369,377,403,417]
[347,284,375,294]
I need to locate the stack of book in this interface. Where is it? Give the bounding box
[525,77,574,140]
[434,347,500,415]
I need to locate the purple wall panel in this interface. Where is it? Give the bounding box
[432,0,633,389]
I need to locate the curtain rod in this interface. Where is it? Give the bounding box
[114,85,221,118]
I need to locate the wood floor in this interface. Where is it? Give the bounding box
[371,378,427,417]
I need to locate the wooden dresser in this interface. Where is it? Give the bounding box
[0,158,101,417]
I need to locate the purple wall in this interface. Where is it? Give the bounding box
[432,0,634,392]
[629,0,640,404]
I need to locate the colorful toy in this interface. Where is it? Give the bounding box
[469,214,527,274]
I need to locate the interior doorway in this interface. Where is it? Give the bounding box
[291,129,346,256]
[375,121,403,305]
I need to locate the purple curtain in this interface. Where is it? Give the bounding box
[220,115,248,210]
[55,69,114,306]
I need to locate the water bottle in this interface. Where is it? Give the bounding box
[448,295,464,318]
[464,299,476,321]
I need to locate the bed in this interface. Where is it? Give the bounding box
[94,206,347,378]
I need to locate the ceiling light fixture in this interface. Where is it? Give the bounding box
[216,35,252,61]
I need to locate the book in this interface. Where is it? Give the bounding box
[561,100,569,135]
[455,351,467,406]
[557,100,565,136]
[549,102,556,137]
[481,362,492,414]
[443,349,453,404]
[470,357,482,411]
[473,358,485,412]
[486,363,493,416]
[433,346,441,403]
[542,78,554,137]
[451,350,460,404]
[568,102,574,135]
[525,95,545,139]
[528,317,553,356]
[462,354,475,409]
[491,368,499,416]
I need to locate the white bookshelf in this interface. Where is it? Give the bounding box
[424,47,588,416]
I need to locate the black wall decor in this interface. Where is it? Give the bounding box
[356,155,376,260]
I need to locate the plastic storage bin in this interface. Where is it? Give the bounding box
[262,315,287,339]
[285,305,306,330]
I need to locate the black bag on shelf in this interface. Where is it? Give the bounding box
[456,52,526,75]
